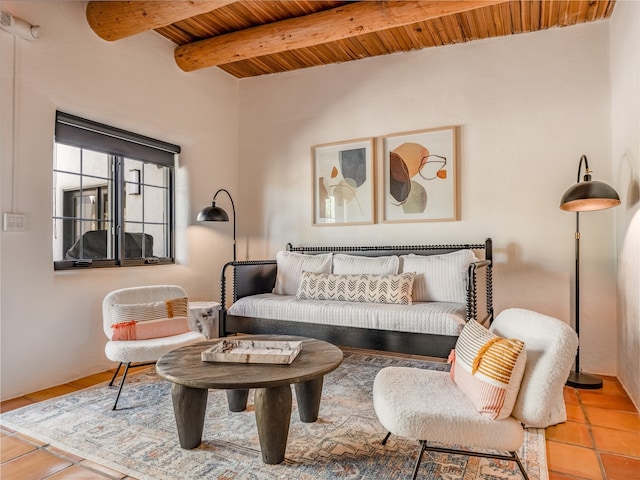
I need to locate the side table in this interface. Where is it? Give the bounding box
[188,301,221,340]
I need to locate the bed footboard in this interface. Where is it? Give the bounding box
[223,315,457,358]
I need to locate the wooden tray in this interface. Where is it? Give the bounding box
[201,339,302,364]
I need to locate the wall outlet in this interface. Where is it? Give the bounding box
[3,212,26,232]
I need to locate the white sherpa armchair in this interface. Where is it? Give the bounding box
[103,285,206,410]
[373,308,579,479]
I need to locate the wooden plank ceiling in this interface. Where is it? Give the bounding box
[86,1,616,78]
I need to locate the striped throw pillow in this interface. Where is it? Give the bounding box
[401,250,476,303]
[296,272,414,305]
[450,319,526,420]
[273,251,333,295]
[110,297,188,323]
[332,254,399,275]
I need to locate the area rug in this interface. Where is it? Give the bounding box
[1,351,547,480]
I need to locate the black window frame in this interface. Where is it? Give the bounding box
[53,111,180,270]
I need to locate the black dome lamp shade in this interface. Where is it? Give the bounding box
[560,155,621,390]
[197,188,236,261]
[560,156,622,212]
[197,203,230,222]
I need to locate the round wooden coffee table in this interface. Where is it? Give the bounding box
[156,334,343,464]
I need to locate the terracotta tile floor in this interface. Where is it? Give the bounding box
[1,366,638,480]
[546,376,640,480]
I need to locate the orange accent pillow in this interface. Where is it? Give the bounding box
[111,316,190,341]
[166,297,188,317]
[450,320,526,420]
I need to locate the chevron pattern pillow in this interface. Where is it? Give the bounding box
[295,272,415,305]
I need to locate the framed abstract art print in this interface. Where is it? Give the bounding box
[311,138,375,226]
[381,126,458,223]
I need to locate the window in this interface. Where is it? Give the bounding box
[53,111,180,270]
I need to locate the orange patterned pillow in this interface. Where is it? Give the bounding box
[165,297,188,317]
[449,319,526,420]
[111,316,190,341]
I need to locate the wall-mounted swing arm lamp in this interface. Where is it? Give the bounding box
[559,155,621,389]
[197,188,236,261]
[0,11,40,40]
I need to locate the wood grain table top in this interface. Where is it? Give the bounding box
[156,335,344,390]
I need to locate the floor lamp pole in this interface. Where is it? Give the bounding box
[560,154,620,389]
[566,211,603,389]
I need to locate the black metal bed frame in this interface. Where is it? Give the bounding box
[219,238,493,358]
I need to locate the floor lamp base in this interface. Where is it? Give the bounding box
[566,370,603,389]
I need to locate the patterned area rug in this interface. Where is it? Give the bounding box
[1,351,547,480]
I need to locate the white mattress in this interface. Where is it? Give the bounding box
[227,293,467,336]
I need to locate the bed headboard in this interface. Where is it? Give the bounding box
[286,238,492,261]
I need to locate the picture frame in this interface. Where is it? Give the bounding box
[312,138,375,226]
[380,126,458,223]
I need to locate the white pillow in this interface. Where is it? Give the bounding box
[332,254,399,275]
[273,251,333,295]
[401,250,476,303]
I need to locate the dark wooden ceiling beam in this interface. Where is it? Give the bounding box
[174,0,508,72]
[86,1,233,41]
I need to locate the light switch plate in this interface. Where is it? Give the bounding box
[3,212,26,232]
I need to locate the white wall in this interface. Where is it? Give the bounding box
[1,1,631,403]
[0,1,239,400]
[610,0,640,408]
[238,21,618,375]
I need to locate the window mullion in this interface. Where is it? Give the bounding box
[113,156,125,264]
[140,165,146,258]
[168,166,175,262]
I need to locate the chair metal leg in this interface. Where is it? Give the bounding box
[510,451,530,480]
[413,442,530,480]
[112,362,131,410]
[108,362,123,386]
[411,441,426,480]
[382,435,528,479]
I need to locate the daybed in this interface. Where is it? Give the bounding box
[219,239,493,358]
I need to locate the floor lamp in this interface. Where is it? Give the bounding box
[559,155,621,389]
[197,188,237,261]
